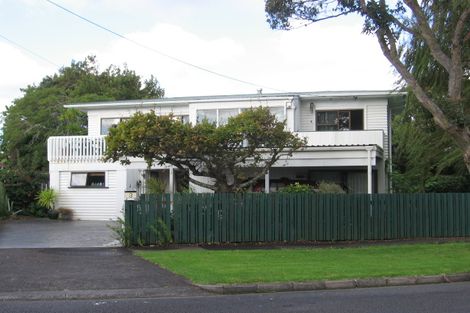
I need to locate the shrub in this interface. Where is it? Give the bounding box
[279,182,313,193]
[36,188,57,210]
[109,217,132,247]
[148,218,173,247]
[146,177,166,194]
[57,208,74,220]
[29,202,48,217]
[316,181,346,194]
[424,175,470,193]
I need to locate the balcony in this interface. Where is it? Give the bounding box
[296,130,384,148]
[48,130,384,163]
[47,136,106,163]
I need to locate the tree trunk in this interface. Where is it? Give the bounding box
[464,145,470,173]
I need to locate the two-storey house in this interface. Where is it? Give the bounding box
[47,90,403,220]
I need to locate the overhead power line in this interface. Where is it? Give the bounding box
[0,33,59,67]
[45,0,285,92]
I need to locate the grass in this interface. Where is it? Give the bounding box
[135,242,470,284]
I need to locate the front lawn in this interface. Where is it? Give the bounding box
[136,242,470,284]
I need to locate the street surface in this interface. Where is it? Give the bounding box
[2,282,470,313]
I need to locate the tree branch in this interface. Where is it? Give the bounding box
[449,8,470,100]
[403,0,452,72]
[376,28,470,150]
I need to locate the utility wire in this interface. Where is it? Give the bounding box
[45,0,285,92]
[0,33,59,67]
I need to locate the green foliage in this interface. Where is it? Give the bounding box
[316,181,346,194]
[105,107,306,192]
[390,0,470,191]
[279,182,313,193]
[391,110,468,192]
[36,188,57,210]
[148,218,173,247]
[424,175,470,193]
[0,56,164,209]
[146,177,166,194]
[29,202,48,218]
[265,0,470,172]
[109,217,132,248]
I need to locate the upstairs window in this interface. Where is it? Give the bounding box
[70,172,106,188]
[218,109,239,126]
[101,118,129,135]
[316,110,363,131]
[269,107,285,122]
[196,107,286,127]
[196,109,217,125]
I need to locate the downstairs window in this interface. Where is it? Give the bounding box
[70,172,106,188]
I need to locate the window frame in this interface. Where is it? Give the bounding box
[70,172,107,188]
[316,109,364,131]
[196,106,286,127]
[100,117,129,135]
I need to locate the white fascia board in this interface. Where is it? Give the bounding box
[298,90,406,100]
[64,96,296,111]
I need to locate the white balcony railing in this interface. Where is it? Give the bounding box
[47,136,106,163]
[47,130,383,163]
[296,130,384,148]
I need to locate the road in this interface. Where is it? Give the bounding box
[2,282,470,313]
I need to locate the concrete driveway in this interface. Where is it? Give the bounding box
[0,248,207,300]
[0,218,120,248]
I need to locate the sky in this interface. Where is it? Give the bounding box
[0,0,397,113]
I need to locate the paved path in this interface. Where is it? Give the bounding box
[0,248,207,300]
[0,218,120,248]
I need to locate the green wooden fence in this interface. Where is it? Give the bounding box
[125,193,470,245]
[125,194,172,246]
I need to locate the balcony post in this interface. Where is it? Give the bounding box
[264,171,270,194]
[367,148,372,194]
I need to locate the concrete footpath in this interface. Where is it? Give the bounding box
[0,248,208,300]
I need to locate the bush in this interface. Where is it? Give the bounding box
[316,181,346,194]
[148,218,173,246]
[57,207,74,220]
[279,182,313,193]
[28,202,48,217]
[36,188,57,210]
[146,177,166,194]
[424,175,470,193]
[109,217,132,247]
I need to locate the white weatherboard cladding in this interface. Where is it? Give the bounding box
[57,170,123,220]
[365,100,389,158]
[299,101,314,131]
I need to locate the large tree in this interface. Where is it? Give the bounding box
[104,107,306,192]
[265,0,470,172]
[1,56,164,209]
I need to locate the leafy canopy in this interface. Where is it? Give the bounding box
[0,56,164,209]
[104,107,306,192]
[265,0,470,172]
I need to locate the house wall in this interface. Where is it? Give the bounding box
[298,97,389,159]
[50,162,127,220]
